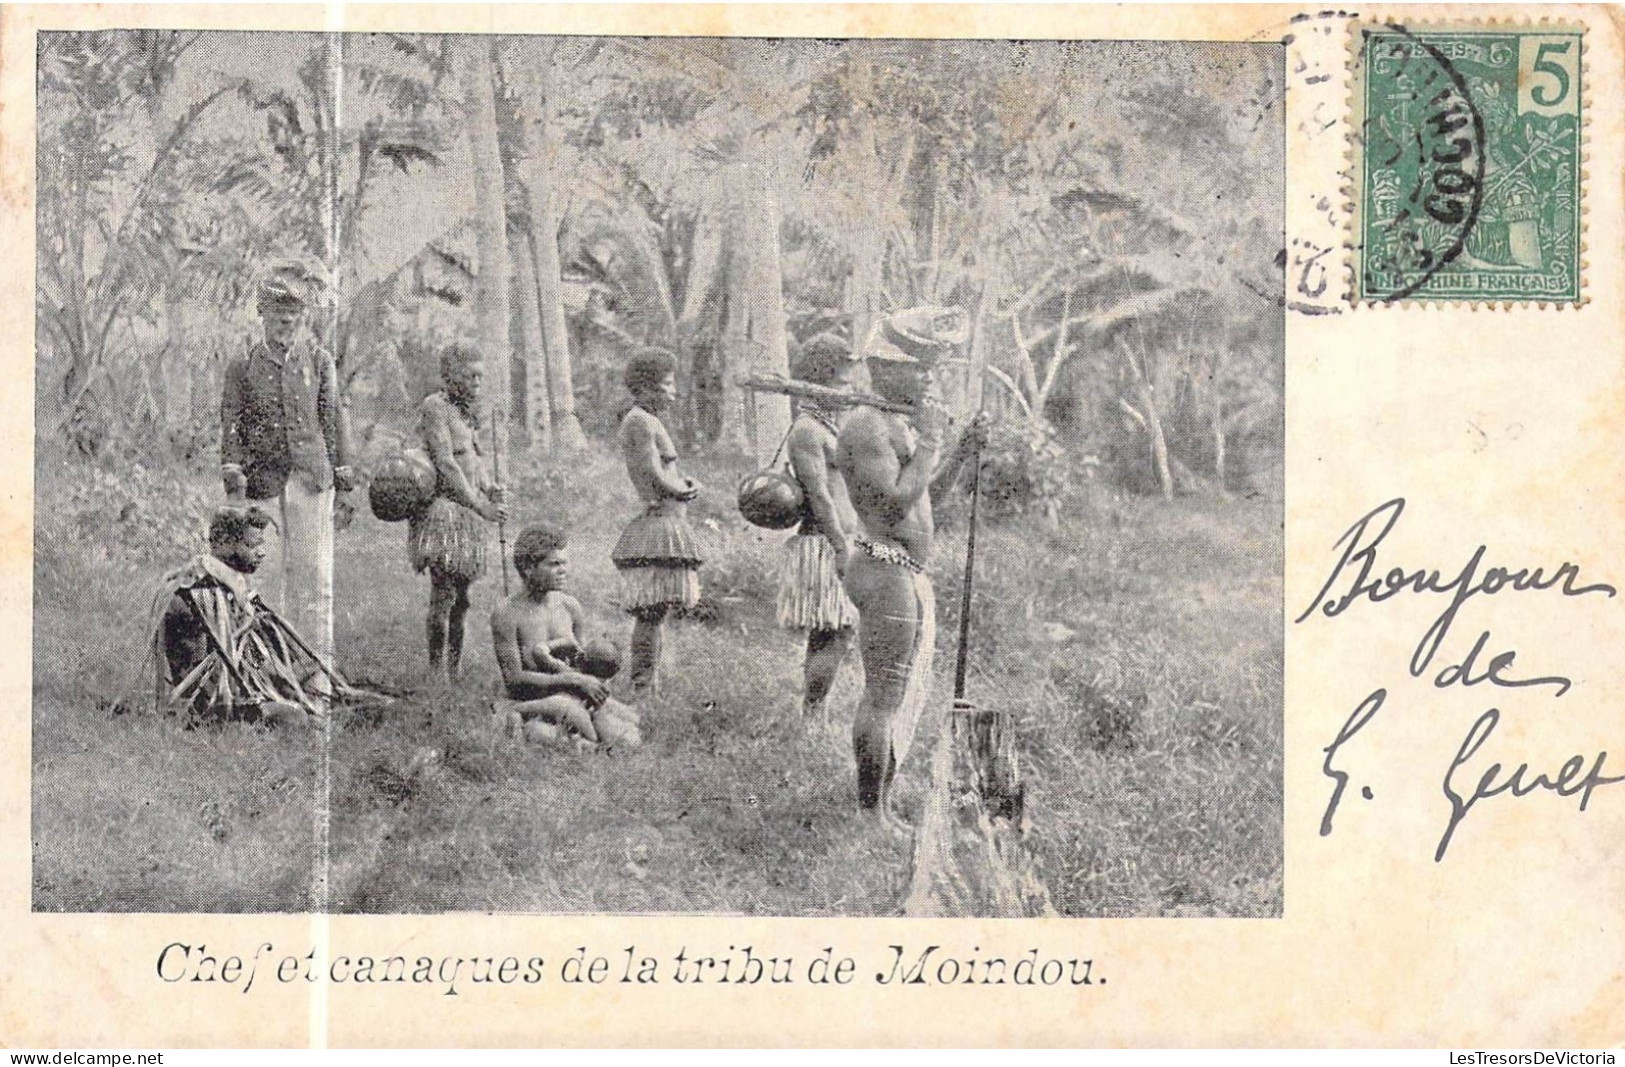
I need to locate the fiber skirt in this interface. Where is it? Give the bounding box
[613,509,701,611]
[409,497,487,581]
[777,534,857,632]
[611,507,703,568]
[615,564,700,612]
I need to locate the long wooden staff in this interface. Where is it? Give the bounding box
[949,418,1023,821]
[953,425,983,702]
[490,404,511,597]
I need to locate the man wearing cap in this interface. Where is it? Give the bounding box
[776,332,861,720]
[836,306,987,832]
[220,266,355,689]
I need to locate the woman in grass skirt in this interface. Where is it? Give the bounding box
[776,333,861,720]
[411,342,507,681]
[612,347,700,694]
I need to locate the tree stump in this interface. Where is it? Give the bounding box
[952,699,1024,824]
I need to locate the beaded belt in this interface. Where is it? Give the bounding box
[853,536,927,574]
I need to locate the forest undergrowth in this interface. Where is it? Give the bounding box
[32,445,1280,916]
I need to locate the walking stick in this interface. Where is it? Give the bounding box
[950,419,1024,823]
[952,428,982,703]
[490,404,511,597]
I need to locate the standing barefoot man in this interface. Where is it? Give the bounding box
[777,333,862,719]
[837,308,986,829]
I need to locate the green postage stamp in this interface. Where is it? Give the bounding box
[1353,25,1584,303]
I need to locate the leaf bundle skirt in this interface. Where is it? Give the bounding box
[777,534,858,632]
[409,496,488,581]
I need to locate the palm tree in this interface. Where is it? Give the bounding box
[458,36,511,461]
[495,38,588,452]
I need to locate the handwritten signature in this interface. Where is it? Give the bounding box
[1302,498,1619,860]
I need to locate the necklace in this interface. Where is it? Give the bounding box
[805,406,842,439]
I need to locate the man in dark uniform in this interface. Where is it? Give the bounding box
[220,265,355,693]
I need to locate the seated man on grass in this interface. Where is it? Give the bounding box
[150,506,345,728]
[490,524,641,748]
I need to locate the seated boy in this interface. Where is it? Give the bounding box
[490,524,641,748]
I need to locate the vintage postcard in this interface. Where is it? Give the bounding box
[0,2,1621,1048]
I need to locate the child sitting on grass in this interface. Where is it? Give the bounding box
[489,523,641,748]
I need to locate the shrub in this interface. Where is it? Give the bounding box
[36,449,219,584]
[977,419,1075,523]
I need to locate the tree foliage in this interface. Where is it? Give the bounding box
[37,32,1283,498]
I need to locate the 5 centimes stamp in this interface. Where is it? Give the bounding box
[1353,24,1584,304]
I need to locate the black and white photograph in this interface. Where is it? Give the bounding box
[32,31,1284,917]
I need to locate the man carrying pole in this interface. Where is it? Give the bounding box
[836,307,987,833]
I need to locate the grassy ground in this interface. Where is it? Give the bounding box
[31,444,1281,916]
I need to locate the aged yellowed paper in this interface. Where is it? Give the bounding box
[2,2,1622,1048]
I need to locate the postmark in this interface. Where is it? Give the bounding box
[1352,23,1584,305]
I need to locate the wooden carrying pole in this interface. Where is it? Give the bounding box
[735,373,914,415]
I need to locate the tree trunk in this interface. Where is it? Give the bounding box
[718,270,753,454]
[529,203,584,451]
[143,54,189,437]
[847,223,885,357]
[676,207,725,446]
[843,59,888,354]
[1138,386,1175,499]
[520,46,585,451]
[1210,352,1228,491]
[460,37,512,461]
[733,139,791,464]
[964,276,990,419]
[161,296,191,431]
[509,223,552,452]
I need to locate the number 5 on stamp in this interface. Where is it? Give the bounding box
[1353,25,1584,305]
[1520,36,1579,117]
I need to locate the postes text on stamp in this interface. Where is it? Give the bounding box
[1354,26,1583,304]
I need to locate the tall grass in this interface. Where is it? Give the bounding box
[32,444,1279,916]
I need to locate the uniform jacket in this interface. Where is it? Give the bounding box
[221,339,353,500]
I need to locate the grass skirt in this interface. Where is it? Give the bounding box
[611,505,702,567]
[777,534,858,632]
[613,505,701,611]
[616,564,701,612]
[409,496,487,581]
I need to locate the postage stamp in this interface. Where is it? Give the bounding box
[1352,24,1584,304]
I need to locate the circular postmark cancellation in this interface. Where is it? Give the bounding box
[1353,21,1584,305]
[1358,24,1487,302]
